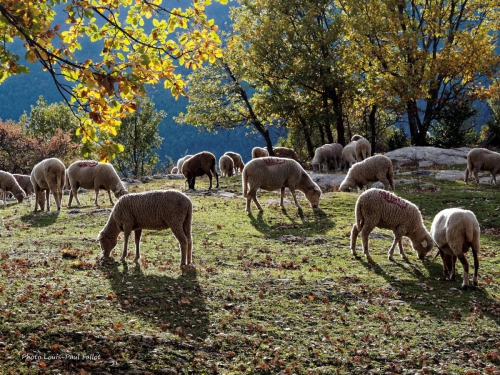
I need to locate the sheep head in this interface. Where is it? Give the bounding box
[305,186,322,208]
[410,232,434,260]
[114,189,128,199]
[97,231,118,257]
[15,192,25,203]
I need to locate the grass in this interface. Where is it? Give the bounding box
[1,166,500,374]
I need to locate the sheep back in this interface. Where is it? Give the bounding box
[251,147,269,159]
[31,158,66,211]
[340,155,394,191]
[465,148,500,184]
[273,147,300,162]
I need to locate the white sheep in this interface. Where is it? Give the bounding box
[350,188,434,261]
[251,147,269,159]
[355,138,372,161]
[341,141,357,169]
[340,155,394,191]
[31,158,65,212]
[351,134,364,141]
[176,155,193,176]
[181,151,219,190]
[97,190,193,267]
[0,171,26,206]
[13,174,34,196]
[464,148,500,185]
[273,147,300,162]
[224,151,245,175]
[66,160,128,207]
[311,145,331,173]
[430,208,480,289]
[219,154,235,177]
[242,157,321,214]
[171,166,179,174]
[330,143,343,171]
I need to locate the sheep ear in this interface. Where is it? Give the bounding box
[421,239,428,248]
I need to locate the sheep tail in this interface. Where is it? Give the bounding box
[242,169,248,198]
[465,158,472,182]
[184,202,193,239]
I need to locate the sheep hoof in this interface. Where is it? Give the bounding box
[388,256,395,262]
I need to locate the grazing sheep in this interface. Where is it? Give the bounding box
[176,155,193,176]
[219,154,235,177]
[224,151,245,175]
[13,174,34,196]
[171,166,179,174]
[464,148,500,185]
[242,157,321,214]
[182,151,219,190]
[311,145,331,173]
[273,147,300,162]
[340,155,394,192]
[350,188,434,261]
[341,141,357,169]
[97,190,193,267]
[355,138,372,161]
[31,158,65,212]
[251,147,269,159]
[430,208,480,289]
[0,171,25,206]
[330,143,343,171]
[66,160,128,207]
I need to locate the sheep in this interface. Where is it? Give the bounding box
[181,151,219,190]
[330,143,343,171]
[350,188,434,261]
[242,157,321,214]
[311,145,331,173]
[464,148,500,185]
[430,208,480,289]
[0,171,26,206]
[31,158,65,212]
[171,166,179,174]
[66,160,128,207]
[351,134,364,142]
[224,151,245,175]
[176,155,193,176]
[355,138,372,161]
[97,190,193,267]
[251,146,269,159]
[339,155,394,192]
[219,154,235,177]
[13,174,34,196]
[273,147,300,162]
[341,141,357,169]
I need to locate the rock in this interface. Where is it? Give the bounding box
[385,146,470,168]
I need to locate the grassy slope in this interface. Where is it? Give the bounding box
[0,167,499,375]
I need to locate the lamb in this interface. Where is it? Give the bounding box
[181,151,219,190]
[66,160,128,207]
[30,158,65,212]
[242,157,321,214]
[350,188,434,261]
[224,151,245,175]
[13,174,34,196]
[341,141,357,169]
[273,147,300,162]
[251,146,269,159]
[355,138,372,161]
[176,155,193,176]
[430,208,480,289]
[464,148,500,185]
[219,154,235,177]
[97,190,193,267]
[339,155,394,192]
[0,171,26,206]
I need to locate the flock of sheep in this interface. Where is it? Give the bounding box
[0,138,497,290]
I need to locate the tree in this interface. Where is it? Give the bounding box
[113,96,165,178]
[0,0,226,159]
[20,96,80,143]
[339,0,500,146]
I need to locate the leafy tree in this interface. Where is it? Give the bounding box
[480,83,500,147]
[113,97,165,178]
[20,96,80,143]
[339,0,500,146]
[0,0,226,159]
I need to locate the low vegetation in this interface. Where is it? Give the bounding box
[0,166,499,374]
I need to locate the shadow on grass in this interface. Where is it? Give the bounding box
[355,252,500,325]
[104,262,210,341]
[20,210,60,227]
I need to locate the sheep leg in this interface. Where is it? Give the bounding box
[397,239,407,260]
[360,224,375,259]
[387,232,405,261]
[207,173,213,190]
[171,226,189,266]
[247,189,262,213]
[472,245,479,287]
[350,223,359,257]
[473,168,480,184]
[133,229,142,263]
[120,230,131,262]
[289,188,301,209]
[280,187,286,208]
[456,252,470,289]
[45,190,51,211]
[107,190,114,205]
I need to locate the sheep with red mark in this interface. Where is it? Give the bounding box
[0,171,25,206]
[430,208,480,290]
[350,188,434,261]
[181,151,219,190]
[464,148,500,185]
[31,158,65,212]
[242,157,321,214]
[97,190,193,267]
[66,160,128,207]
[340,155,394,191]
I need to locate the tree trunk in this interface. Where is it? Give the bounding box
[368,104,377,155]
